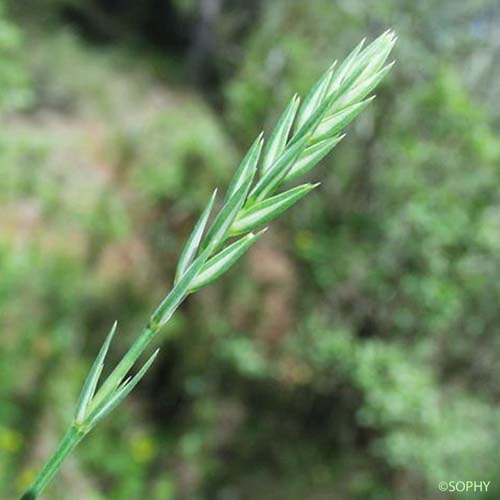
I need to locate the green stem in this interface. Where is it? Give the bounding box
[20,425,85,500]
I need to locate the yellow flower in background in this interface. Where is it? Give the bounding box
[295,230,314,253]
[130,434,156,464]
[17,467,37,492]
[0,427,22,453]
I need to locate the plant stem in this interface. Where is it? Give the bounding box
[20,425,85,500]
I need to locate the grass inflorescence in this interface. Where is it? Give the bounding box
[21,30,396,499]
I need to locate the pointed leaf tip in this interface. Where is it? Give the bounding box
[75,321,118,422]
[285,134,344,182]
[295,64,334,132]
[225,134,262,202]
[175,188,218,283]
[251,135,308,201]
[262,94,301,176]
[189,231,263,292]
[204,177,253,254]
[86,348,159,427]
[231,183,318,236]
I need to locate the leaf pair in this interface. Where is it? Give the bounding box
[74,321,158,428]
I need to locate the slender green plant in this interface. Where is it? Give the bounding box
[20,30,396,499]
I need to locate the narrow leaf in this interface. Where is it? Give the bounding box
[189,229,267,292]
[295,62,335,132]
[285,135,344,183]
[250,136,308,201]
[290,82,347,146]
[86,349,159,427]
[91,247,213,412]
[153,246,212,327]
[225,133,263,201]
[332,62,393,112]
[354,31,396,84]
[312,97,374,143]
[328,37,365,93]
[230,183,319,236]
[321,33,389,116]
[175,189,217,284]
[261,95,300,176]
[75,321,118,423]
[328,30,395,105]
[202,178,253,253]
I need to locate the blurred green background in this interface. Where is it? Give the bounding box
[2,0,500,498]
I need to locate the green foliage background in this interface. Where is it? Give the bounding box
[2,0,500,498]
